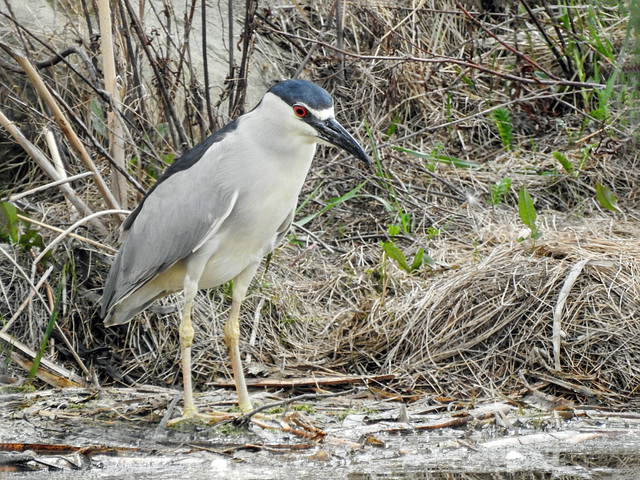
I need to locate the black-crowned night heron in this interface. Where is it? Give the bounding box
[101,79,369,419]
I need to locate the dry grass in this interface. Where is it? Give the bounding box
[1,1,639,406]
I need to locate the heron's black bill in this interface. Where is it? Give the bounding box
[314,118,370,165]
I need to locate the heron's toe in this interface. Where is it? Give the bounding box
[167,410,235,427]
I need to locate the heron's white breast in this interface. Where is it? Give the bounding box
[190,115,317,289]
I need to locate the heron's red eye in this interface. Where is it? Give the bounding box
[293,105,308,118]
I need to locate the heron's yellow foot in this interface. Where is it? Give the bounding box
[167,408,236,426]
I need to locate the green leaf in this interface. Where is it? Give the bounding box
[390,146,431,159]
[552,151,574,174]
[382,241,409,271]
[19,229,41,251]
[630,0,640,36]
[162,152,176,166]
[490,177,512,205]
[387,224,402,237]
[533,71,551,81]
[492,108,513,151]
[595,182,620,212]
[453,66,476,88]
[518,185,537,232]
[0,202,19,244]
[460,75,475,89]
[432,155,479,168]
[590,106,607,122]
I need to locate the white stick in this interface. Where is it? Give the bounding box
[553,259,590,371]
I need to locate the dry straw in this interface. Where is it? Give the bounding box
[0,1,638,404]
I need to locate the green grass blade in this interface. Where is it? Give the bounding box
[392,146,479,168]
[386,115,399,138]
[410,248,424,272]
[552,151,574,174]
[365,118,383,178]
[29,267,65,380]
[296,180,325,213]
[422,252,436,268]
[296,181,368,227]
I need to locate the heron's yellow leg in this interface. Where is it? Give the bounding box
[223,265,259,413]
[169,275,233,425]
[224,299,252,413]
[178,276,199,418]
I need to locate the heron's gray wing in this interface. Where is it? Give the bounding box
[101,144,238,317]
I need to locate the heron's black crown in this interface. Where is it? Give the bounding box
[268,79,333,110]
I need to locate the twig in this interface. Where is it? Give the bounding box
[0,44,96,76]
[121,0,190,149]
[201,0,215,133]
[527,370,617,399]
[7,172,93,203]
[291,223,338,254]
[0,8,149,194]
[0,107,107,236]
[0,42,122,214]
[154,393,182,437]
[229,0,258,117]
[16,214,117,253]
[553,259,590,371]
[519,0,571,77]
[43,129,65,179]
[292,0,339,79]
[54,324,91,378]
[255,12,319,63]
[174,0,198,97]
[261,25,605,91]
[227,0,235,112]
[391,87,601,143]
[50,88,147,195]
[233,387,363,427]
[30,209,129,278]
[456,1,562,82]
[0,265,53,335]
[0,12,99,88]
[0,247,50,317]
[1,334,86,387]
[97,0,128,209]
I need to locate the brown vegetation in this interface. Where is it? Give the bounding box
[1,1,639,407]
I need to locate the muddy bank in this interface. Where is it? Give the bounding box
[1,386,639,479]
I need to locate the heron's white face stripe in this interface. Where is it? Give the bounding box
[252,93,337,145]
[302,105,335,121]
